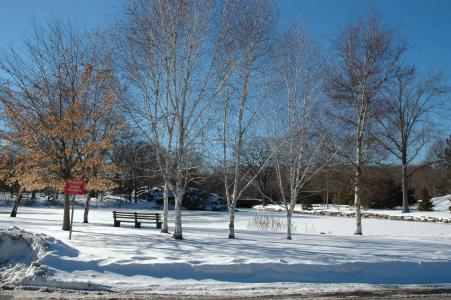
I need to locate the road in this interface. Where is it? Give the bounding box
[1,285,451,300]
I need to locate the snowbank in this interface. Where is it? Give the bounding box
[0,227,109,291]
[0,227,51,285]
[255,198,451,224]
[432,195,451,211]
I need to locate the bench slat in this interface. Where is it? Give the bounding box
[114,213,157,216]
[114,215,159,218]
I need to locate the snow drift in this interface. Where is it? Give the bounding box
[0,227,108,290]
[432,195,451,211]
[0,227,50,284]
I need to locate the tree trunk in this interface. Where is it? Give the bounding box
[353,106,366,236]
[401,158,410,213]
[172,187,183,240]
[31,190,36,200]
[62,193,71,231]
[10,188,23,217]
[228,204,235,239]
[134,178,137,203]
[326,177,329,208]
[354,138,363,235]
[83,192,93,223]
[161,182,169,233]
[354,163,362,235]
[286,210,293,240]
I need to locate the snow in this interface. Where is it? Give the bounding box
[0,230,36,265]
[432,195,451,211]
[0,188,229,211]
[0,227,53,285]
[0,205,450,295]
[255,195,451,223]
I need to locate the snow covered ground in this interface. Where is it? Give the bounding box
[255,195,451,223]
[0,205,450,296]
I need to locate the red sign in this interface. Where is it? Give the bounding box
[64,179,85,195]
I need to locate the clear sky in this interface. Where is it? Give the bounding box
[0,0,122,42]
[1,0,450,73]
[278,0,451,78]
[0,0,450,133]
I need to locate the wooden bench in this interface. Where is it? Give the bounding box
[112,211,162,229]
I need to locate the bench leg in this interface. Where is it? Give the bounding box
[156,221,162,229]
[114,221,121,227]
[135,222,141,228]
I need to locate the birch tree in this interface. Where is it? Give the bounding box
[327,12,406,235]
[116,0,232,239]
[218,0,276,239]
[271,24,334,240]
[0,21,118,229]
[376,68,448,213]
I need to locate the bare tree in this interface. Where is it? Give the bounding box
[437,136,451,194]
[242,138,278,206]
[327,12,406,235]
[218,0,276,239]
[116,0,232,239]
[376,68,448,213]
[109,129,160,204]
[270,24,334,240]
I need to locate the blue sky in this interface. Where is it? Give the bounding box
[0,0,122,42]
[278,0,451,75]
[1,0,450,75]
[0,0,450,133]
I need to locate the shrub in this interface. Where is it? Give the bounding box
[417,188,434,211]
[332,191,354,206]
[297,192,321,210]
[300,198,313,210]
[247,213,297,233]
[363,176,415,209]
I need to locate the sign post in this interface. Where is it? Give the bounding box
[69,195,76,239]
[64,179,85,240]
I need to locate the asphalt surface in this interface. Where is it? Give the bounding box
[1,285,451,300]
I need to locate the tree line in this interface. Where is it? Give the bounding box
[0,1,450,240]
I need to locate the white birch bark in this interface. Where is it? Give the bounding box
[269,24,335,240]
[219,0,275,239]
[161,182,169,233]
[328,13,406,235]
[117,0,234,240]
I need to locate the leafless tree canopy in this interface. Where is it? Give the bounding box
[327,12,408,234]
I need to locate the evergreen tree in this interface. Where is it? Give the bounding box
[418,188,434,211]
[441,136,451,193]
